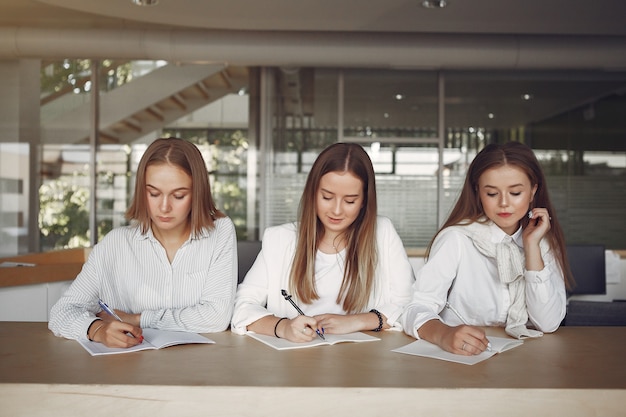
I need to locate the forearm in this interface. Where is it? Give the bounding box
[357,310,387,332]
[525,271,567,332]
[141,297,234,333]
[248,315,284,337]
[415,318,449,345]
[524,242,545,271]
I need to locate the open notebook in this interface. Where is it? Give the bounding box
[247,331,380,350]
[392,336,523,365]
[78,328,215,356]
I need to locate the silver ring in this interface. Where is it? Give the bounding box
[461,342,467,351]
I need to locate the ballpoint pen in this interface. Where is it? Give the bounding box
[280,289,326,340]
[445,302,491,352]
[98,299,137,339]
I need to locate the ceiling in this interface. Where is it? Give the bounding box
[1,0,625,145]
[0,0,624,36]
[1,0,625,70]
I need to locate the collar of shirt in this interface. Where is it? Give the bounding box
[131,224,210,243]
[487,220,524,248]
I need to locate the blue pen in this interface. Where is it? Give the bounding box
[98,299,136,339]
[281,289,326,340]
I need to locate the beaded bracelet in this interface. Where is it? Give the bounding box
[274,317,287,338]
[370,309,383,332]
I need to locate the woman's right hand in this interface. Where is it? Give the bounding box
[419,319,490,356]
[276,315,319,343]
[88,320,143,348]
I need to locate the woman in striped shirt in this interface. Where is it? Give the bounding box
[49,138,237,348]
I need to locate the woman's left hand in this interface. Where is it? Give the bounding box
[523,207,551,271]
[313,314,361,335]
[523,208,551,245]
[314,312,385,334]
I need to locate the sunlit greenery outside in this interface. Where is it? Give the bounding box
[38,59,250,249]
[38,133,250,250]
[38,180,90,249]
[163,129,251,240]
[41,59,133,98]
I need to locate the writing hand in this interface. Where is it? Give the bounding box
[90,320,143,348]
[441,324,490,356]
[280,315,319,343]
[419,319,490,356]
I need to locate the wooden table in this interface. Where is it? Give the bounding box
[1,322,624,417]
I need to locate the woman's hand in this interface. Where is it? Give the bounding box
[523,208,551,246]
[419,319,490,356]
[277,315,319,343]
[314,312,386,335]
[88,319,143,348]
[523,208,551,271]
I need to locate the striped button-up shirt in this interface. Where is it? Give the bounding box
[49,217,237,341]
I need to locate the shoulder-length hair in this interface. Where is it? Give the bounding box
[125,138,225,237]
[428,141,573,289]
[290,142,378,313]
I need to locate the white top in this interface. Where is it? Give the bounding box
[48,217,238,341]
[401,222,567,339]
[231,216,415,334]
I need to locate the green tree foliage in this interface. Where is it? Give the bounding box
[39,180,90,249]
[41,59,133,98]
[165,129,251,240]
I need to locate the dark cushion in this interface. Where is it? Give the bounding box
[563,300,626,326]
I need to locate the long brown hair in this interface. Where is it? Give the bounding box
[428,141,574,289]
[290,143,378,313]
[125,138,225,237]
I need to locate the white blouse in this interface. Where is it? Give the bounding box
[401,222,567,339]
[231,216,415,334]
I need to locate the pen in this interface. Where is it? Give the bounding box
[445,302,492,352]
[98,299,136,339]
[280,289,326,340]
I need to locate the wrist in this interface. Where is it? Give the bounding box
[274,317,287,338]
[87,319,104,342]
[369,309,383,332]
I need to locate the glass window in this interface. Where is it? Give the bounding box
[445,71,626,248]
[3,61,625,257]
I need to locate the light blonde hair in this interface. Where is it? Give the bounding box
[125,138,224,236]
[290,143,378,313]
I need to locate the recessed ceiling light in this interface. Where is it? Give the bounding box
[422,0,448,8]
[521,93,533,101]
[131,0,159,6]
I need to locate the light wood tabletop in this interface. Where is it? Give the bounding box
[1,322,624,417]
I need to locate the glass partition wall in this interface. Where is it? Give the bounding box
[0,62,624,257]
[262,68,626,248]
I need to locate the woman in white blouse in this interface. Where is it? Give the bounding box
[402,141,574,356]
[231,143,414,342]
[49,138,237,348]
